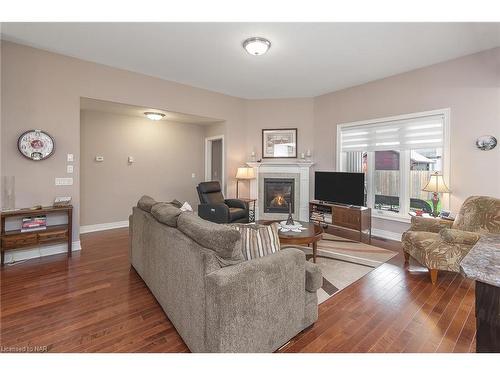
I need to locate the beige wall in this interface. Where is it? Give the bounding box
[244,98,315,160]
[80,110,206,226]
[314,47,500,234]
[2,40,499,241]
[239,98,315,197]
[1,41,246,241]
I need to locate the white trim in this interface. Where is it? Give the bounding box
[80,220,129,234]
[204,135,225,195]
[371,228,402,242]
[337,108,450,129]
[3,240,81,265]
[372,212,411,223]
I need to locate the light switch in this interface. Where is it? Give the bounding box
[191,173,196,178]
[128,156,134,164]
[55,177,73,186]
[67,165,74,173]
[67,154,74,162]
[95,156,104,162]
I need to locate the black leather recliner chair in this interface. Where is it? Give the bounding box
[196,181,249,224]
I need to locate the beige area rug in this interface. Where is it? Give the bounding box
[293,234,398,304]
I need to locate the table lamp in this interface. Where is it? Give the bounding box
[235,167,255,198]
[422,171,450,217]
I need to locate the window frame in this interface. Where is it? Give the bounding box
[336,108,451,223]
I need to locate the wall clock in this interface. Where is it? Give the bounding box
[17,130,55,161]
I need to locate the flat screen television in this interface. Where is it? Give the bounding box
[314,171,365,206]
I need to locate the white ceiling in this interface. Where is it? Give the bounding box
[2,23,500,99]
[80,97,222,125]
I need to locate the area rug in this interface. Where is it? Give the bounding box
[292,234,398,304]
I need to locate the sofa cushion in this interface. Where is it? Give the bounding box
[151,202,182,227]
[230,223,281,261]
[137,195,157,212]
[177,212,243,262]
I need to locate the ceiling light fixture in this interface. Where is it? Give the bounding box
[144,112,165,121]
[242,37,271,56]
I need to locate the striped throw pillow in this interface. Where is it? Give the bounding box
[230,223,281,261]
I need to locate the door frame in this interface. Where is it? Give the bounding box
[205,135,225,194]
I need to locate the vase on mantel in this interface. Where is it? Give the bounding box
[1,176,16,211]
[306,149,312,161]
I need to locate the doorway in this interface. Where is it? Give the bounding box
[205,135,225,193]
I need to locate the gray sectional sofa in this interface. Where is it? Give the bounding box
[129,196,322,353]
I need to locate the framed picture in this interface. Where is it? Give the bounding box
[262,128,298,158]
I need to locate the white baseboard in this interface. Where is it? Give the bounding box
[80,220,129,234]
[3,240,82,265]
[372,228,402,242]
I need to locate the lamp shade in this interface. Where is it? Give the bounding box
[422,172,450,193]
[236,167,255,180]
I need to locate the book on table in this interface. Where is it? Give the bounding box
[21,215,47,232]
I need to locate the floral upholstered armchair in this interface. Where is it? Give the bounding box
[402,196,500,284]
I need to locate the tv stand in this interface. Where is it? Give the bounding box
[309,200,371,244]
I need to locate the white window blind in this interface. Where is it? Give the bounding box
[340,114,444,152]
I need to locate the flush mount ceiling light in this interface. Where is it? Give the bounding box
[144,112,165,121]
[242,37,271,56]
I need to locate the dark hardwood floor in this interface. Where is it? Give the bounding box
[0,228,476,353]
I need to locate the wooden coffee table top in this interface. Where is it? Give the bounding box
[256,220,323,245]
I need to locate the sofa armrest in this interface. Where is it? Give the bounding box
[439,228,481,245]
[305,261,322,292]
[408,216,454,233]
[224,199,248,210]
[205,248,307,352]
[197,203,230,223]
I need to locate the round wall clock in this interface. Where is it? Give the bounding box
[17,130,55,161]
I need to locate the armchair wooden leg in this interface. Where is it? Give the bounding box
[403,251,410,265]
[428,268,438,285]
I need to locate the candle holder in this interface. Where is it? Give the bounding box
[306,149,312,161]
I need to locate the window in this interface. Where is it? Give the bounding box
[337,110,449,221]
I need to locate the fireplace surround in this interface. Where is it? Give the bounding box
[246,161,314,221]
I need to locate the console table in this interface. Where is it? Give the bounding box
[309,200,371,244]
[460,234,500,352]
[1,205,73,266]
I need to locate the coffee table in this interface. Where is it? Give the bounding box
[256,220,324,263]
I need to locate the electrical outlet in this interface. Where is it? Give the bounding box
[95,156,104,162]
[191,173,196,178]
[67,154,74,162]
[67,165,74,173]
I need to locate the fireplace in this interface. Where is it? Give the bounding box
[263,178,295,214]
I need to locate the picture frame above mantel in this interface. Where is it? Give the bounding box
[262,128,297,158]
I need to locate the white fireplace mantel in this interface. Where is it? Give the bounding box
[246,161,315,221]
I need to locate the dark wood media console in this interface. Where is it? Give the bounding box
[1,205,73,266]
[309,200,371,244]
